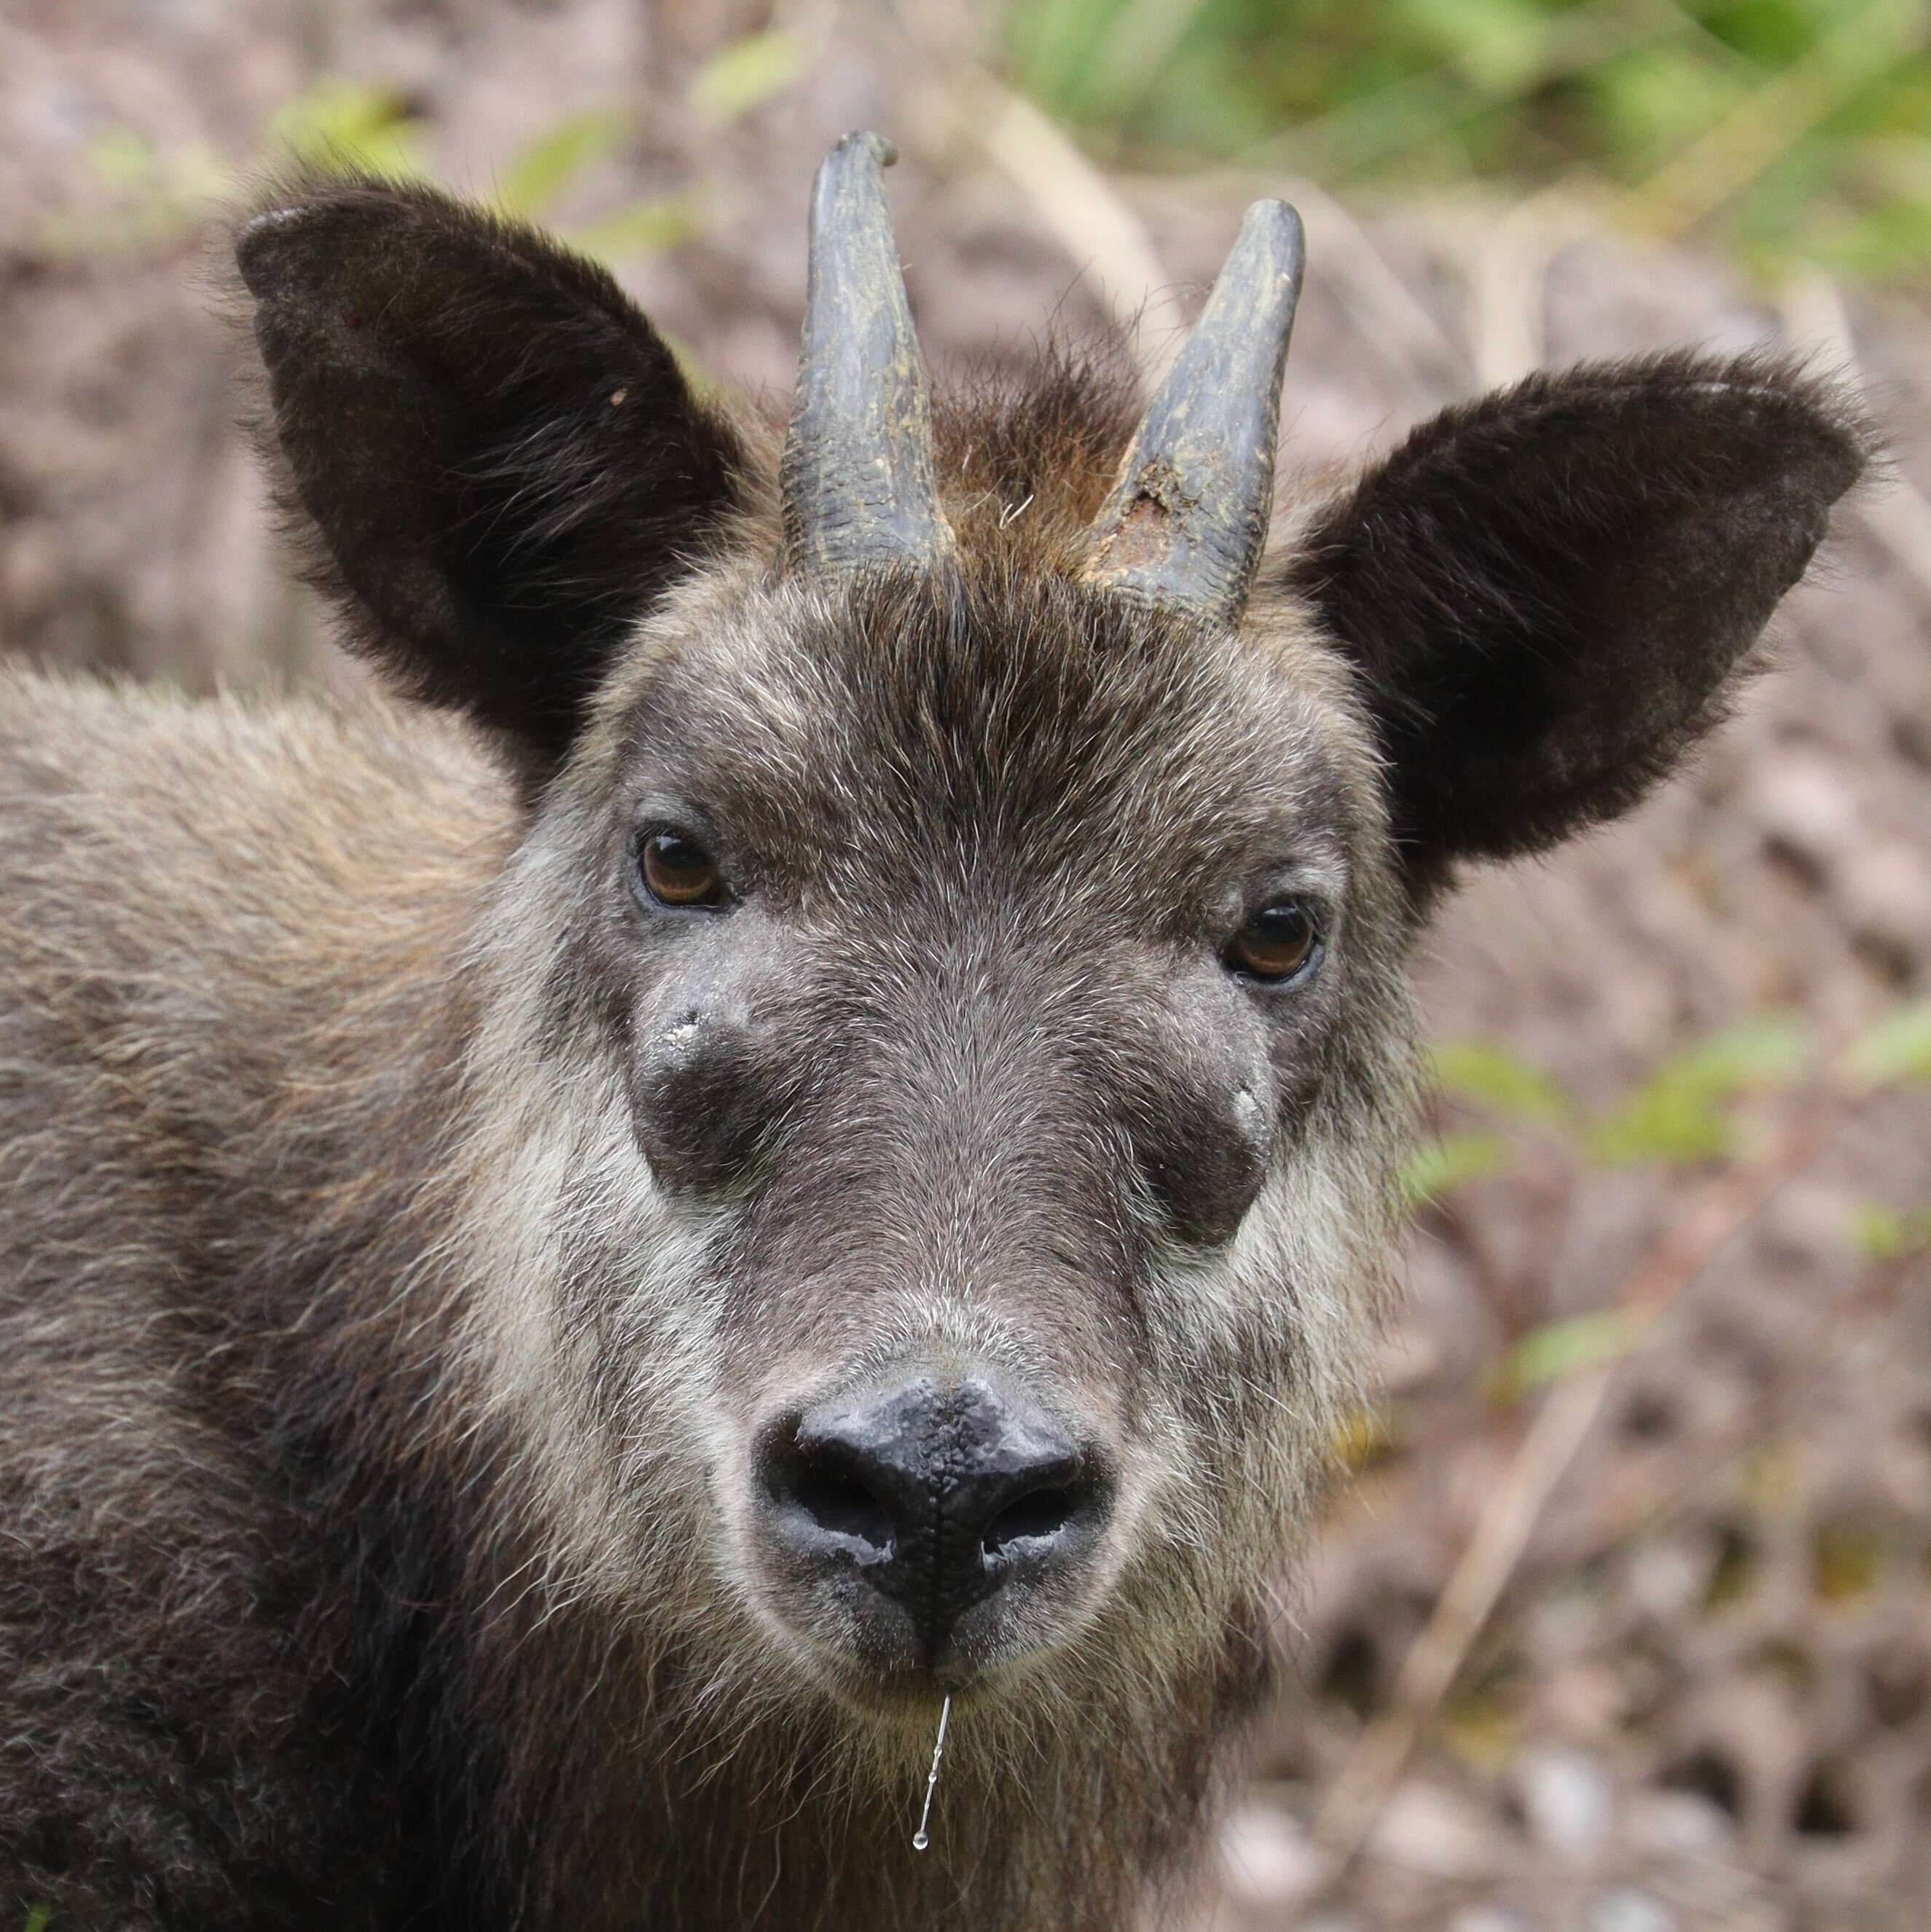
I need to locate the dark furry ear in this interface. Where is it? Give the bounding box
[1284,353,1870,895]
[236,174,745,783]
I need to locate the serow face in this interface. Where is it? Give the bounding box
[597,571,1382,1700]
[237,140,1867,1718]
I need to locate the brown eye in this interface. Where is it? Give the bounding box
[638,830,725,909]
[1228,902,1320,983]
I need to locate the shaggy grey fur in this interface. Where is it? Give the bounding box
[0,171,1868,1931]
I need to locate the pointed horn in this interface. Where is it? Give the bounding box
[1083,200,1304,622]
[781,132,954,575]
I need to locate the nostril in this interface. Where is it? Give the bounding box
[762,1380,1112,1628]
[789,1462,896,1553]
[760,1415,905,1557]
[982,1485,1078,1557]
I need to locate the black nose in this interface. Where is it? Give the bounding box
[759,1376,1106,1649]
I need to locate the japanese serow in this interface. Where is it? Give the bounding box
[0,133,1867,1931]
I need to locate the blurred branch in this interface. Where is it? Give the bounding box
[1199,168,1468,404]
[958,77,1189,380]
[1311,1076,1849,1875]
[1570,1229,1923,1573]
[1778,266,1931,611]
[1460,194,1563,388]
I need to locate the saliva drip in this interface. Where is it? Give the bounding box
[911,1694,952,1852]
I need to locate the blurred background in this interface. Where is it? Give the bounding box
[1,1,1928,1926]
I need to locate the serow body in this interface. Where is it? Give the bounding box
[0,134,1868,1931]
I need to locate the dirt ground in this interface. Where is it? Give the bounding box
[2,5,1928,1928]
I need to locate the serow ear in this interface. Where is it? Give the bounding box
[237,175,744,784]
[1283,352,1870,896]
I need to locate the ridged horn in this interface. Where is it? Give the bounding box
[1082,200,1305,623]
[781,132,954,575]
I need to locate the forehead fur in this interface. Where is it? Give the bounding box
[587,558,1383,919]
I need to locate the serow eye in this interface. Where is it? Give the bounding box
[637,830,726,909]
[1226,902,1320,984]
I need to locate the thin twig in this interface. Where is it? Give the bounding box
[1460,192,1566,390]
[1198,167,1467,404]
[1311,1090,1844,1872]
[961,78,1189,382]
[883,6,1185,379]
[1777,267,1931,612]
[1567,1235,1922,1573]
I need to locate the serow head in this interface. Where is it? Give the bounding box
[238,135,1868,1711]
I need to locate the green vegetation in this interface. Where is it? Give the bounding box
[1417,1000,1929,1184]
[50,27,798,273]
[55,7,1931,286]
[1004,0,1931,282]
[1405,996,1931,1404]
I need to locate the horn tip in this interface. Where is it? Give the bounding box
[1238,198,1305,264]
[830,129,898,171]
